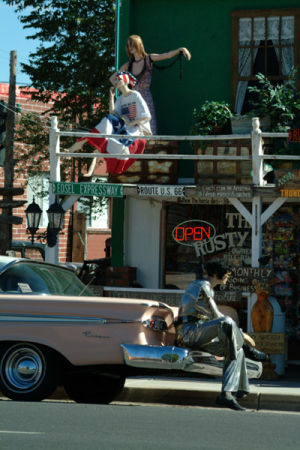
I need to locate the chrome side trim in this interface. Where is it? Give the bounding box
[121,344,189,371]
[0,313,139,325]
[121,344,262,379]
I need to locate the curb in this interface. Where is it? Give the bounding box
[116,387,300,412]
[2,385,300,412]
[116,387,220,407]
[48,385,300,412]
[258,393,300,412]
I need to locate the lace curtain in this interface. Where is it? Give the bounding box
[235,16,294,114]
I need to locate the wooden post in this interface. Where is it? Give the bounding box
[72,212,87,262]
[251,117,264,187]
[247,118,263,329]
[0,51,17,255]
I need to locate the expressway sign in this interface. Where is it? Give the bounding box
[53,182,124,198]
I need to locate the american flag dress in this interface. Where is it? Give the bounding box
[85,91,151,174]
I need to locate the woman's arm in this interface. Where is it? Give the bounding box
[109,87,116,114]
[150,47,191,62]
[121,115,151,128]
[109,62,129,86]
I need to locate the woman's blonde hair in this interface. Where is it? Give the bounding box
[126,35,147,59]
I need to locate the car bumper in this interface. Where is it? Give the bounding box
[121,344,263,379]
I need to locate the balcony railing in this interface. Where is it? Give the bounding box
[49,116,300,189]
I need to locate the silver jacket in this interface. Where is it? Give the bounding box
[178,279,223,322]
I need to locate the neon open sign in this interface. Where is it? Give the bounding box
[172,220,216,247]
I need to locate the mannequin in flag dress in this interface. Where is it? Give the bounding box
[68,71,151,175]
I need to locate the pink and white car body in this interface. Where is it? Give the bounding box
[0,257,262,403]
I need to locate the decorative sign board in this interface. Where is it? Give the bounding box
[249,332,285,354]
[137,185,186,197]
[197,185,253,198]
[230,267,273,281]
[177,197,229,205]
[219,267,274,294]
[53,182,123,198]
[215,291,240,303]
[280,189,300,198]
[108,140,179,185]
[172,219,216,247]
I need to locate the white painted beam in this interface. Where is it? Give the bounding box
[261,197,287,225]
[228,198,252,225]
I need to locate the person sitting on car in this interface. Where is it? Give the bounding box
[67,71,151,175]
[176,262,268,411]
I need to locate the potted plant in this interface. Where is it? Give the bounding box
[248,68,300,172]
[247,67,300,132]
[191,100,233,135]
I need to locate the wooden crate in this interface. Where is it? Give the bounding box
[194,139,252,185]
[249,332,285,354]
[108,140,179,184]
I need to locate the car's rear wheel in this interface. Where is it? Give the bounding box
[64,372,125,404]
[0,343,59,401]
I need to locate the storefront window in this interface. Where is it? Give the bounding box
[165,202,300,361]
[164,203,252,292]
[264,205,300,360]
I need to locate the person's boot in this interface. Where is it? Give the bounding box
[234,390,248,399]
[243,343,269,362]
[216,392,246,411]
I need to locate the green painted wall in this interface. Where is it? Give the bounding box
[119,0,300,135]
[114,0,299,266]
[111,198,125,266]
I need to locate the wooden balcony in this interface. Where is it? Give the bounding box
[52,116,300,201]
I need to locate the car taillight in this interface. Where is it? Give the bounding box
[143,316,168,332]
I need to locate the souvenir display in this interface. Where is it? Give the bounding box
[264,211,300,355]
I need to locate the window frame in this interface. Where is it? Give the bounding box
[231,8,300,111]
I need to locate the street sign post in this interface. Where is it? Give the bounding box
[53,182,124,198]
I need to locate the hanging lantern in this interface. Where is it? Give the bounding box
[25,198,42,243]
[46,201,65,247]
[47,201,65,233]
[25,198,65,248]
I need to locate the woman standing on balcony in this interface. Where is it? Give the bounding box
[110,35,191,135]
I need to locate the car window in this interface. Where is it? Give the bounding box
[0,262,94,296]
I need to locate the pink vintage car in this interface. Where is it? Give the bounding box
[0,256,262,403]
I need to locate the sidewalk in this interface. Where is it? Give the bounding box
[115,366,300,412]
[3,367,298,412]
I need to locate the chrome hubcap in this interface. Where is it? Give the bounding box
[3,346,44,392]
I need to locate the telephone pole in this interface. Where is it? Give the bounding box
[0,50,24,255]
[5,50,17,189]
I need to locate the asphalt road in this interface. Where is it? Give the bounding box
[0,400,299,450]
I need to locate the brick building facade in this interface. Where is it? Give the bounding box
[0,83,111,262]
